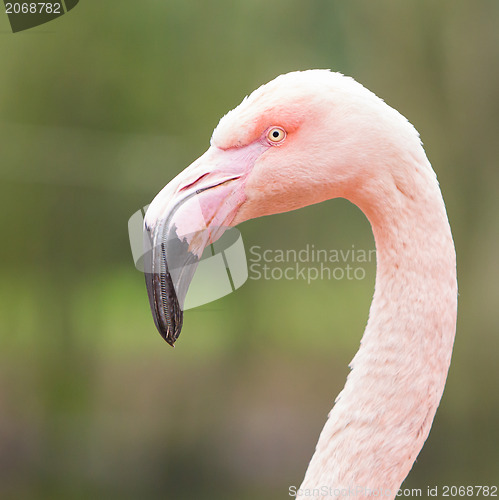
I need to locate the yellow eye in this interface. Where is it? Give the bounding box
[266,127,286,144]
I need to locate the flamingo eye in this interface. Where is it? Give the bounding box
[266,127,286,144]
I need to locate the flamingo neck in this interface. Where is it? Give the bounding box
[299,156,457,498]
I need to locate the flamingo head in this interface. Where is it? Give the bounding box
[143,70,422,344]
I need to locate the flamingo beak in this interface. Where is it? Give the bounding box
[143,142,266,345]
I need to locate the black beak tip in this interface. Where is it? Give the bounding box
[162,313,183,347]
[164,332,178,347]
[165,337,176,347]
[145,270,184,348]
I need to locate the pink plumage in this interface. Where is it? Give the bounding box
[144,70,457,498]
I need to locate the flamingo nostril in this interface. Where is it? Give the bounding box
[179,173,211,192]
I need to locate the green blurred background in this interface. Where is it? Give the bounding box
[1,1,498,498]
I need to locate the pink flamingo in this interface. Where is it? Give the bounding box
[143,70,457,498]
